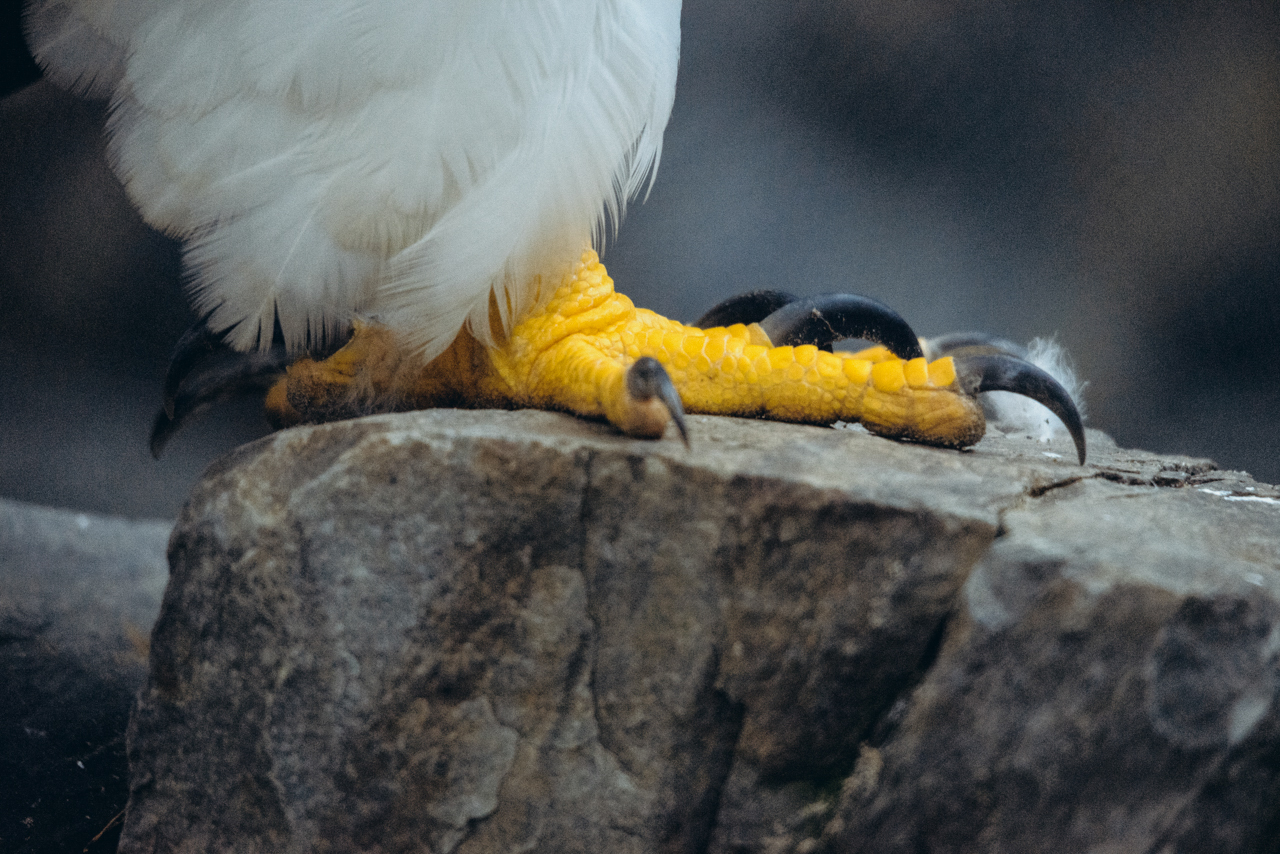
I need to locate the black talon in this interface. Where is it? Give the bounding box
[627,356,689,448]
[151,320,291,458]
[923,332,1029,362]
[162,309,227,418]
[758,294,924,360]
[693,290,801,329]
[955,354,1087,465]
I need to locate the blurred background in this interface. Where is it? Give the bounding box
[2,0,1278,519]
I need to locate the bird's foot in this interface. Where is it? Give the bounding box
[268,313,692,444]
[690,287,1086,462]
[266,321,418,427]
[153,251,1085,464]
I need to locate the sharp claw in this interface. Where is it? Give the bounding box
[162,311,227,418]
[693,290,801,329]
[922,332,1029,362]
[757,294,925,360]
[151,335,291,459]
[627,356,689,447]
[150,409,186,460]
[955,353,1087,465]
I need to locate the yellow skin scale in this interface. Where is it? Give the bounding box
[268,250,988,450]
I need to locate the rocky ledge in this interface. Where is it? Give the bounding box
[99,409,1278,854]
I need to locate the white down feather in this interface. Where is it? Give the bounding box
[26,0,682,356]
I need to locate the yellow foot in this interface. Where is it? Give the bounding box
[226,250,1082,463]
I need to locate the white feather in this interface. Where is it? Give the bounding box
[27,0,682,355]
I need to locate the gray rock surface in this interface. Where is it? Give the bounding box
[828,470,1280,854]
[0,499,170,853]
[114,409,1280,853]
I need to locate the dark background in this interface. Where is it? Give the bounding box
[3,0,1278,519]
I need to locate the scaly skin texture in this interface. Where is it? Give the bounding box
[268,250,987,448]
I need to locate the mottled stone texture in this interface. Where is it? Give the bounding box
[830,475,1280,854]
[113,410,1280,854]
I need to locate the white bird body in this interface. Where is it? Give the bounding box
[27,0,682,357]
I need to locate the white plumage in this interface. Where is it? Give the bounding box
[27,0,682,358]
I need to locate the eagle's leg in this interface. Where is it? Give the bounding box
[265,321,483,427]
[257,250,1083,461]
[480,251,1079,457]
[267,271,691,443]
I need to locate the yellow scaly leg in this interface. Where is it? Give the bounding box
[271,251,991,451]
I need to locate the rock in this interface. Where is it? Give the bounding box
[0,498,170,853]
[828,464,1280,854]
[114,409,1280,853]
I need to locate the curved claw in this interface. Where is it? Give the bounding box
[693,290,801,329]
[162,311,227,418]
[627,356,689,448]
[151,326,291,458]
[758,294,924,360]
[955,354,1087,465]
[923,332,1029,362]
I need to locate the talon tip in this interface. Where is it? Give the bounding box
[627,357,689,447]
[956,353,1087,465]
[672,410,690,449]
[149,411,175,459]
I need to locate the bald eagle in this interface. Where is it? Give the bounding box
[26,0,1084,463]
